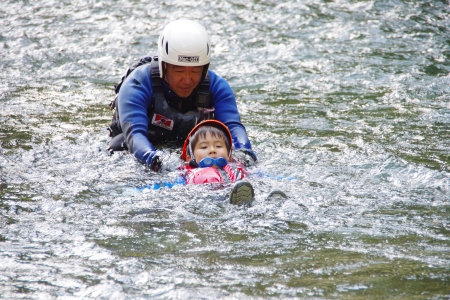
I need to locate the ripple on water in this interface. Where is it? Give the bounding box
[1,0,450,298]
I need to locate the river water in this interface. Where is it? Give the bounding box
[1,0,449,299]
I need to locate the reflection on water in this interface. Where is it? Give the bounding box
[1,0,449,298]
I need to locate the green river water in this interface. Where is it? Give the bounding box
[1,0,449,299]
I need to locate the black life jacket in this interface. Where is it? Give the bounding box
[107,56,213,150]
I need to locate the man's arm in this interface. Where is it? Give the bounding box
[117,65,161,169]
[208,71,257,163]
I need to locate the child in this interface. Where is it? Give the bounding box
[139,121,288,203]
[180,120,255,205]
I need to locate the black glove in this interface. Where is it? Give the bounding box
[234,149,257,167]
[146,151,162,172]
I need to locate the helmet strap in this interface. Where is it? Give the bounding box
[189,159,198,168]
[161,62,167,81]
[201,64,210,81]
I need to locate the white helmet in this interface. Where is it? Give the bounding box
[158,19,211,79]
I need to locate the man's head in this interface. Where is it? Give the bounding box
[158,19,211,98]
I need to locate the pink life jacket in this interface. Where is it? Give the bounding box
[182,163,246,184]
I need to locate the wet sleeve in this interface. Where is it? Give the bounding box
[117,65,157,164]
[208,71,253,151]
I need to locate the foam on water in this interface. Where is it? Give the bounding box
[1,0,449,298]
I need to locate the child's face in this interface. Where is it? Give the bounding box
[190,132,229,164]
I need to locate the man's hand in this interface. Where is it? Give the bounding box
[234,149,257,167]
[146,151,162,172]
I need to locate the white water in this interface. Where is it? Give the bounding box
[1,0,449,298]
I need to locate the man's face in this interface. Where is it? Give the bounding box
[164,63,203,98]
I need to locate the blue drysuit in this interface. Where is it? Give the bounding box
[117,64,254,165]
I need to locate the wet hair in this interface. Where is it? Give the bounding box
[187,126,231,158]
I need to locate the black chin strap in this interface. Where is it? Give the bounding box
[189,159,198,168]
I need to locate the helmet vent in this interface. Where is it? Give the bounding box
[165,42,169,55]
[207,44,209,55]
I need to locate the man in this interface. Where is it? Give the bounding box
[108,19,256,171]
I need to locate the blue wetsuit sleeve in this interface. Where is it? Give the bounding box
[209,71,253,151]
[118,67,254,164]
[117,65,156,164]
